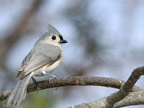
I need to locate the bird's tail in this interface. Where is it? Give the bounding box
[5,72,34,106]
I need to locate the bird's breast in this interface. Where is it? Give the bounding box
[45,58,62,73]
[34,56,63,76]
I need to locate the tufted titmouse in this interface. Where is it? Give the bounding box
[5,24,67,106]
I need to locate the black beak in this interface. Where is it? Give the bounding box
[60,39,68,44]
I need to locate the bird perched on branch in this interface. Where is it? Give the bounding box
[5,24,67,106]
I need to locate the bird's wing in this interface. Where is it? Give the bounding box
[17,52,61,79]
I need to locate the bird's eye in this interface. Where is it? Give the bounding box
[52,35,56,40]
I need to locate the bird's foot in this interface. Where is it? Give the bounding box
[48,75,57,83]
[31,77,40,92]
[32,77,37,85]
[48,75,58,90]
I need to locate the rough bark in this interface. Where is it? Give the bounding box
[68,66,144,108]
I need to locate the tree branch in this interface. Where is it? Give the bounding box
[68,66,144,108]
[105,66,144,108]
[68,91,144,108]
[114,91,144,108]
[0,76,141,102]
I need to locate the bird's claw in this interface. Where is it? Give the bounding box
[48,75,57,83]
[31,77,40,92]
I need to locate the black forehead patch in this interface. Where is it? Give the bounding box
[59,35,63,40]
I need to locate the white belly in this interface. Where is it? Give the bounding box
[34,58,62,76]
[45,59,62,73]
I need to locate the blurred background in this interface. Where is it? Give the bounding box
[0,0,144,108]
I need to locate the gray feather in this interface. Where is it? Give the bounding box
[48,24,60,35]
[18,43,61,78]
[5,72,33,106]
[5,25,63,106]
[36,25,61,43]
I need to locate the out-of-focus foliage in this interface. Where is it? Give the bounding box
[21,92,56,108]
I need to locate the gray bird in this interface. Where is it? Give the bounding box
[5,24,67,106]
